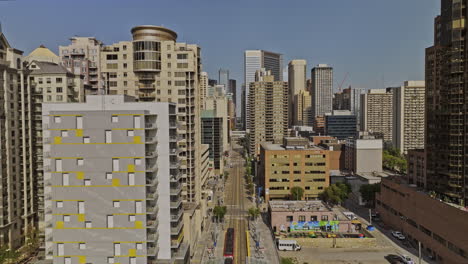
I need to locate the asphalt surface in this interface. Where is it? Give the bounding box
[225,144,248,264]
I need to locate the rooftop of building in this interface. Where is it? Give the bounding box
[261,137,324,151]
[29,61,70,75]
[269,200,350,221]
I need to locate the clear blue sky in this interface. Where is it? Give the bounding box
[1,0,439,90]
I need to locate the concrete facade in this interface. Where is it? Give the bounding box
[288,59,307,126]
[259,139,330,201]
[392,81,425,154]
[42,95,188,264]
[294,90,312,126]
[0,31,36,249]
[248,69,288,155]
[345,132,383,174]
[360,89,393,144]
[311,64,333,118]
[376,177,468,264]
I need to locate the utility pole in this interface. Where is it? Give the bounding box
[418,241,422,264]
[369,209,372,225]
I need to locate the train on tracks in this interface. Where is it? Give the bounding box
[223,227,235,262]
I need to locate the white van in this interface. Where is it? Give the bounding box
[277,239,301,251]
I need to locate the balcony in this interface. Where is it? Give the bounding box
[147,245,159,256]
[146,219,158,229]
[145,150,158,158]
[170,221,184,235]
[170,211,183,222]
[146,163,158,173]
[145,123,157,130]
[169,135,178,142]
[146,204,158,215]
[139,84,155,90]
[139,93,156,100]
[170,185,182,196]
[170,161,180,169]
[170,148,181,156]
[145,136,157,144]
[170,199,182,209]
[146,175,158,186]
[170,172,181,182]
[169,121,177,128]
[147,233,158,243]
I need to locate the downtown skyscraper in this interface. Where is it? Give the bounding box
[243,50,283,130]
[426,0,468,205]
[311,64,333,118]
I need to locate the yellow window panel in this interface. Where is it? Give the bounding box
[112,179,120,187]
[134,221,143,229]
[76,172,84,180]
[76,129,83,137]
[128,164,135,172]
[54,137,62,144]
[133,136,141,144]
[56,221,64,229]
[129,249,136,256]
[77,214,85,222]
[78,256,86,264]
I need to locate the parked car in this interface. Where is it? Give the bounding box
[391,231,405,240]
[400,255,414,264]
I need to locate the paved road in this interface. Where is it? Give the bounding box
[225,144,248,263]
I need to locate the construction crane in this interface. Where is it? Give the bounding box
[337,72,349,92]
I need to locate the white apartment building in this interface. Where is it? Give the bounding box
[42,95,188,264]
[311,64,333,117]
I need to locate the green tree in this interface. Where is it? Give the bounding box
[290,186,305,200]
[248,207,261,221]
[383,147,407,173]
[247,182,254,195]
[0,245,20,264]
[213,206,227,222]
[319,183,351,206]
[359,183,381,207]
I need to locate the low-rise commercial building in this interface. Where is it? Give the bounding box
[345,132,383,174]
[259,138,330,201]
[318,139,345,171]
[268,201,355,233]
[376,177,468,264]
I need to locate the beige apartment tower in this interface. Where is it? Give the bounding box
[294,90,312,126]
[248,69,288,155]
[288,59,307,126]
[360,89,393,143]
[0,31,36,249]
[392,81,425,154]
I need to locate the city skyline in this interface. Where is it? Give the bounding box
[0,0,438,89]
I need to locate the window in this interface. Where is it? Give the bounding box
[107,215,114,228]
[167,63,171,68]
[107,63,118,69]
[108,257,115,263]
[61,130,68,137]
[56,95,63,101]
[109,73,117,78]
[106,172,113,180]
[135,201,142,214]
[127,130,134,137]
[299,215,306,222]
[111,115,119,123]
[109,81,117,87]
[57,243,64,256]
[310,215,318,221]
[177,54,188,60]
[38,78,43,84]
[47,95,52,101]
[77,159,84,166]
[133,116,141,128]
[136,243,143,250]
[114,243,121,255]
[123,45,127,50]
[83,137,90,144]
[124,81,127,87]
[84,179,91,186]
[113,201,120,208]
[65,257,71,264]
[54,116,61,123]
[46,78,51,84]
[123,72,127,77]
[79,243,86,250]
[113,159,119,171]
[321,215,328,221]
[63,215,71,222]
[78,201,85,214]
[286,216,293,222]
[56,87,63,93]
[123,54,127,60]
[56,201,63,208]
[106,54,118,60]
[76,116,83,129]
[105,130,112,143]
[129,215,136,222]
[135,158,142,165]
[128,173,135,186]
[177,63,188,68]
[62,173,69,186]
[85,221,92,228]
[130,257,136,264]
[123,63,127,69]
